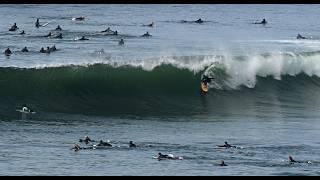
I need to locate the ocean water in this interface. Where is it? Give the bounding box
[1,4,320,176]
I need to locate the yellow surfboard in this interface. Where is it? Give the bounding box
[201,82,209,93]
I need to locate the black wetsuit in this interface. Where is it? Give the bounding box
[289,156,303,164]
[142,33,151,37]
[35,19,40,28]
[101,28,112,33]
[55,26,62,31]
[119,39,124,45]
[79,137,94,144]
[158,153,169,159]
[195,19,204,23]
[40,48,46,53]
[97,141,112,147]
[218,142,236,148]
[4,48,12,55]
[297,34,306,39]
[201,75,214,84]
[129,142,136,147]
[254,19,267,25]
[50,46,57,52]
[75,17,85,21]
[21,47,28,52]
[9,25,18,31]
[79,36,89,40]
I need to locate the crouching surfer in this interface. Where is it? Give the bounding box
[200,75,214,94]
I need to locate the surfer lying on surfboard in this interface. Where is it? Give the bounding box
[16,104,36,114]
[218,141,237,148]
[153,152,183,160]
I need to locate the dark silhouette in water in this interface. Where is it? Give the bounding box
[254,18,267,25]
[55,25,62,31]
[21,104,34,113]
[288,156,312,164]
[143,22,154,27]
[297,34,307,39]
[96,140,112,147]
[155,153,183,160]
[119,39,125,46]
[40,47,46,53]
[195,18,204,23]
[35,18,40,28]
[74,16,85,21]
[129,141,136,147]
[20,30,25,35]
[79,36,89,40]
[79,136,94,144]
[50,45,57,52]
[289,156,297,163]
[158,152,169,159]
[141,31,152,37]
[4,48,12,56]
[218,141,236,148]
[21,47,29,52]
[40,47,51,54]
[101,27,112,33]
[9,23,18,31]
[219,160,228,166]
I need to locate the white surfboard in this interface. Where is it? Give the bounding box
[41,22,50,27]
[16,110,36,114]
[152,155,183,160]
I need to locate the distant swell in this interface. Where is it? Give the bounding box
[1,51,320,118]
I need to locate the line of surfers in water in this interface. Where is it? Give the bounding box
[4,17,155,56]
[71,137,310,166]
[4,17,310,56]
[17,104,311,166]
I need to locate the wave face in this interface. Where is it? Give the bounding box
[1,51,320,118]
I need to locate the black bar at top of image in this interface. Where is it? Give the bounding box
[0,0,319,4]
